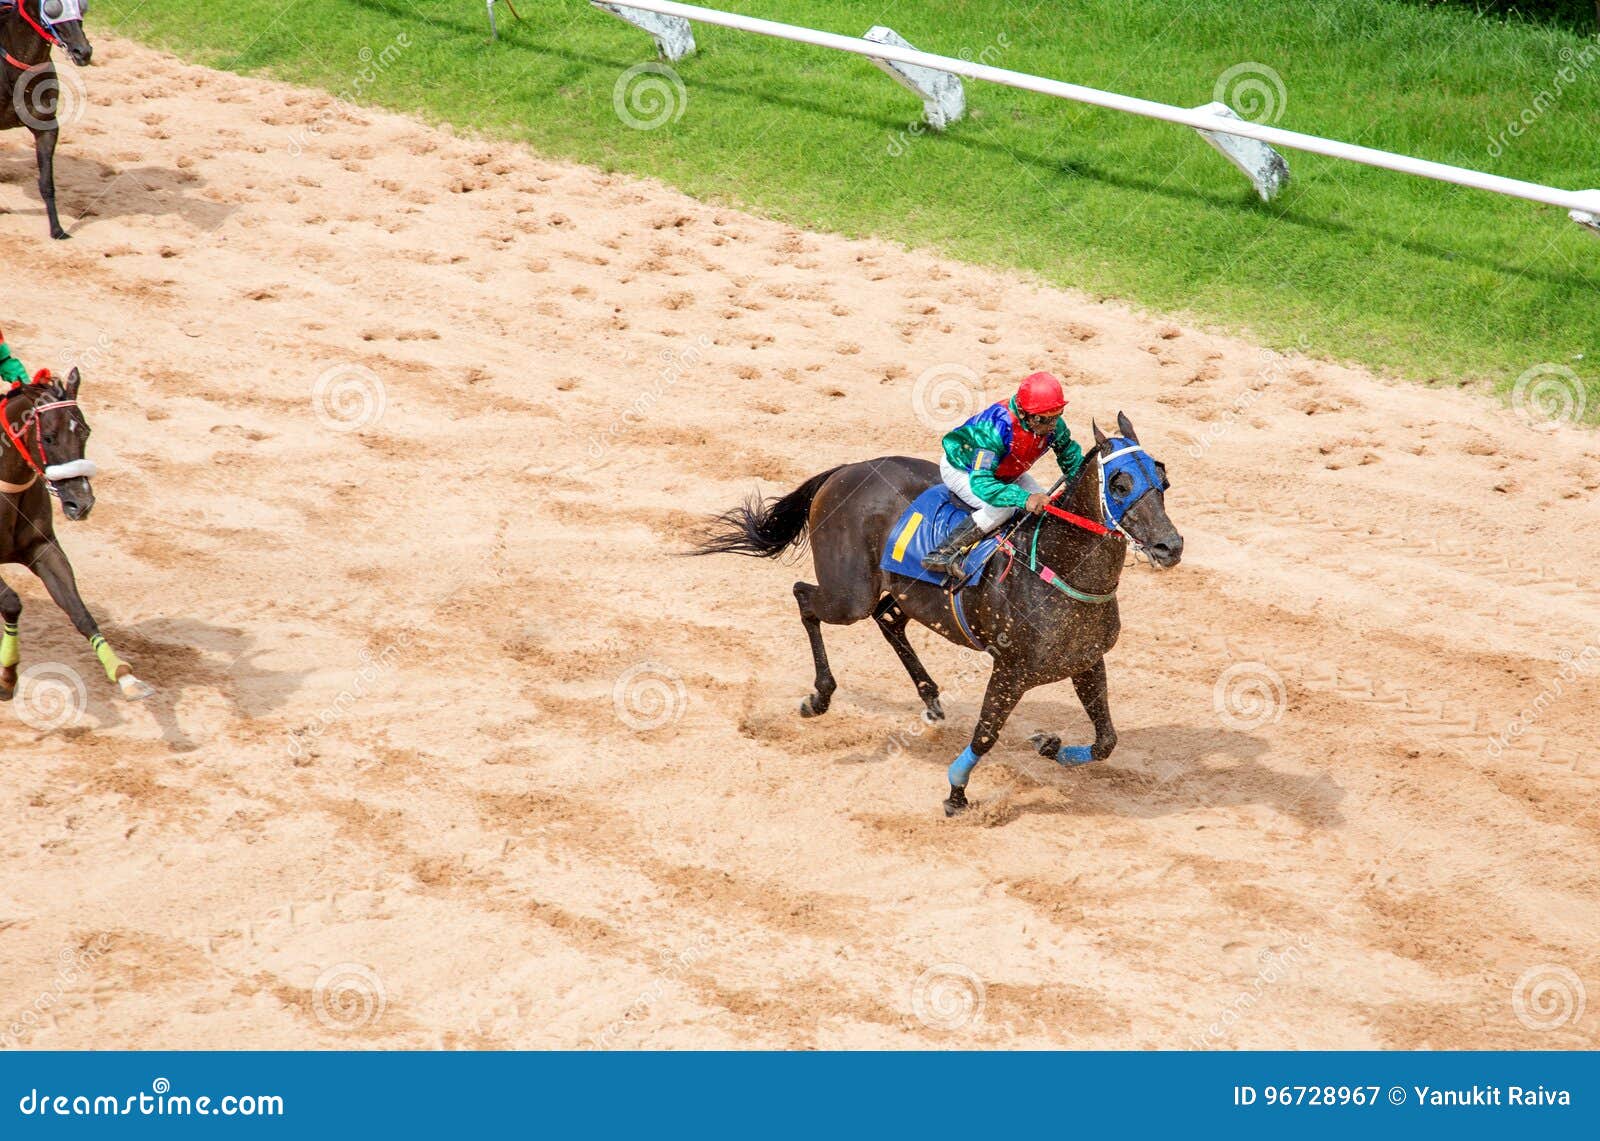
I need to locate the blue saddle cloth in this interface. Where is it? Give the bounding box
[879,485,1001,588]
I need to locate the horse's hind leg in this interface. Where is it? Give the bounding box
[0,578,20,701]
[1029,657,1118,767]
[27,543,153,700]
[793,582,838,717]
[872,595,942,721]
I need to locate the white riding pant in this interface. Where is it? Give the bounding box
[940,457,1044,533]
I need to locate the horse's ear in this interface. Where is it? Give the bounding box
[64,367,80,398]
[1092,419,1108,447]
[1116,411,1138,443]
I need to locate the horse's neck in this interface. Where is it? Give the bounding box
[0,392,40,487]
[1034,451,1125,593]
[1,13,52,70]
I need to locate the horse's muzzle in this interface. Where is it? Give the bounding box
[55,478,94,521]
[1146,535,1183,568]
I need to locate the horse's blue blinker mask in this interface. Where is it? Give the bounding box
[1098,438,1168,535]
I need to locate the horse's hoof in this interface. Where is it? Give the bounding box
[798,694,824,718]
[117,674,155,701]
[50,229,69,241]
[943,785,969,817]
[0,686,12,703]
[923,695,945,722]
[1029,732,1061,758]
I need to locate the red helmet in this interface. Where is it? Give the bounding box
[1016,371,1066,415]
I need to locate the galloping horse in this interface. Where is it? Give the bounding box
[0,0,93,239]
[692,412,1181,815]
[0,368,152,704]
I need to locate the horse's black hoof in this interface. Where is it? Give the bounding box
[923,695,945,722]
[943,785,969,817]
[50,229,69,241]
[799,694,826,718]
[1029,731,1061,758]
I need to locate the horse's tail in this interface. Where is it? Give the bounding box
[689,467,842,559]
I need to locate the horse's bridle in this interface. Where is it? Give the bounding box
[993,440,1167,604]
[0,0,82,68]
[0,379,95,496]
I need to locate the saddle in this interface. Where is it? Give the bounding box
[878,485,1003,590]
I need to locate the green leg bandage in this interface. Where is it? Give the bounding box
[89,633,129,682]
[0,622,18,669]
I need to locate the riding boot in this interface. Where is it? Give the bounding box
[921,518,984,576]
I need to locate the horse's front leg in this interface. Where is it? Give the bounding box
[27,542,153,699]
[1029,657,1117,767]
[32,127,68,240]
[0,577,20,700]
[944,664,1026,816]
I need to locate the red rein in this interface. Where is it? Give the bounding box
[1042,502,1112,536]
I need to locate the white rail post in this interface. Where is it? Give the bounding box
[864,26,964,131]
[1192,102,1289,201]
[593,1,696,62]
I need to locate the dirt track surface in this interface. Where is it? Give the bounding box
[1,38,1597,1049]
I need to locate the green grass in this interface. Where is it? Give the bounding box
[100,0,1600,418]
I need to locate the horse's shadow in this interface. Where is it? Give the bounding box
[25,614,312,754]
[0,149,235,234]
[872,705,1342,827]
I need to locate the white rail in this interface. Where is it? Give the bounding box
[591,0,1600,228]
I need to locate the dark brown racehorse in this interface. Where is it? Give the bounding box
[0,368,152,704]
[692,412,1181,815]
[0,0,93,240]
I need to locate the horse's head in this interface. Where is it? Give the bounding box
[13,367,97,520]
[25,0,92,66]
[1092,411,1182,568]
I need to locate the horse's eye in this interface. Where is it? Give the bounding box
[1111,472,1133,497]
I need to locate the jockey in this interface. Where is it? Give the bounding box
[0,332,29,387]
[922,370,1085,575]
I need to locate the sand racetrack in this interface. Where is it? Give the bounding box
[1,38,1597,1050]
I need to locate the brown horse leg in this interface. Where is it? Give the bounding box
[945,665,1026,816]
[1029,657,1118,766]
[793,581,837,717]
[33,127,68,240]
[872,595,942,721]
[27,542,151,698]
[0,578,20,701]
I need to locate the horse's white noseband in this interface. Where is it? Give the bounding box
[45,459,97,480]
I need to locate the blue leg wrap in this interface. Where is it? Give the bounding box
[948,745,980,787]
[1056,744,1096,766]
